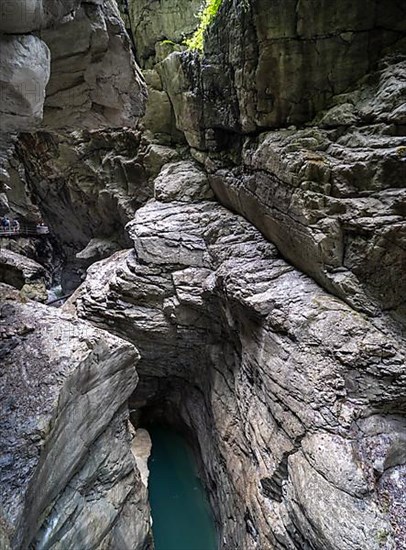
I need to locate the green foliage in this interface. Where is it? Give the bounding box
[185,0,222,51]
[376,529,389,544]
[160,39,177,46]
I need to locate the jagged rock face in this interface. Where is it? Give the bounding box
[154,160,214,202]
[1,1,405,549]
[0,285,151,549]
[126,0,202,143]
[128,0,202,68]
[0,249,49,301]
[10,130,176,290]
[0,235,59,281]
[0,0,147,215]
[0,0,146,135]
[14,130,151,253]
[161,0,406,138]
[73,193,406,550]
[156,4,406,324]
[41,0,146,130]
[206,50,406,322]
[0,35,50,133]
[0,1,81,34]
[8,129,199,292]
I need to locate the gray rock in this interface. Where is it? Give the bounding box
[76,237,122,266]
[161,0,406,138]
[0,0,81,34]
[0,249,48,299]
[142,143,180,178]
[0,287,151,549]
[42,0,146,130]
[74,198,406,550]
[0,35,50,133]
[128,0,202,67]
[9,129,153,292]
[154,160,214,202]
[131,428,152,488]
[0,0,147,202]
[0,0,44,33]
[208,94,406,320]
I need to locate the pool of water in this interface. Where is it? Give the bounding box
[148,426,218,550]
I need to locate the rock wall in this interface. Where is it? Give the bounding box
[128,0,202,68]
[161,0,406,137]
[41,0,146,130]
[0,0,146,134]
[72,167,406,549]
[1,0,405,549]
[0,285,152,549]
[0,0,147,213]
[0,0,148,287]
[157,1,406,324]
[0,2,153,548]
[9,131,189,290]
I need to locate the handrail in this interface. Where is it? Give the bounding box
[47,293,73,305]
[0,226,49,237]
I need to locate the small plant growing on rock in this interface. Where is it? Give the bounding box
[185,0,222,51]
[376,529,389,545]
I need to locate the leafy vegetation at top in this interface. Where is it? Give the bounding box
[185,0,222,51]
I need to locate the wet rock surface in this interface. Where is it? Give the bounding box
[0,35,50,133]
[0,284,151,549]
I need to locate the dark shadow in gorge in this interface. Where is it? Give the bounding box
[127,345,252,549]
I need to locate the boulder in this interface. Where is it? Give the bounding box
[154,160,214,202]
[0,249,48,302]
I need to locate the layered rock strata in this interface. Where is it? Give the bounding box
[206,51,406,322]
[1,1,405,549]
[72,173,406,549]
[161,0,406,137]
[0,284,151,549]
[9,130,188,290]
[0,0,147,214]
[156,7,406,323]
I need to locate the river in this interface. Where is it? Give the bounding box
[148,426,218,550]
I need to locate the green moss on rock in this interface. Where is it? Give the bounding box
[185,0,222,51]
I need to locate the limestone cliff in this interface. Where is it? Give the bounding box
[1,0,405,549]
[0,1,152,548]
[0,285,151,549]
[0,0,147,213]
[72,161,405,550]
[158,0,406,323]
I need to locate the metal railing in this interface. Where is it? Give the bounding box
[0,224,49,237]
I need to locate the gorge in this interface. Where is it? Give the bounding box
[0,1,405,549]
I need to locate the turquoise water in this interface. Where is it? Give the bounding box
[148,426,218,550]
